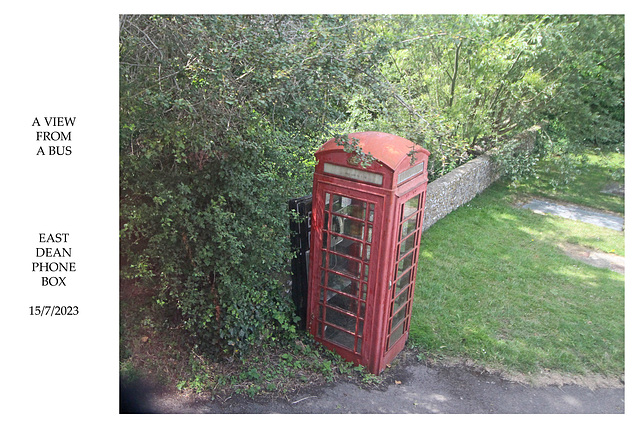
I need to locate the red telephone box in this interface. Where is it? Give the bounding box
[308,132,430,375]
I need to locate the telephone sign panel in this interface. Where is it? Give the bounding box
[308,132,430,374]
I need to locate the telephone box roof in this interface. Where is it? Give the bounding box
[317,132,429,171]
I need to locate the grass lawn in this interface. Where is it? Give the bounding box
[410,149,624,380]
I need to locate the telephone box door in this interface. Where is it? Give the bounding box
[308,185,384,366]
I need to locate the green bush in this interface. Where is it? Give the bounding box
[119,15,386,356]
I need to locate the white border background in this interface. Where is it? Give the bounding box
[0,2,635,425]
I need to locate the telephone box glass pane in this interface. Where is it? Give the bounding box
[391,306,406,329]
[400,216,418,239]
[397,250,415,276]
[331,237,363,259]
[326,272,359,297]
[388,324,404,348]
[398,234,417,258]
[324,325,356,350]
[335,216,364,240]
[325,306,357,333]
[332,195,366,220]
[403,194,421,219]
[327,293,358,316]
[327,253,361,279]
[396,270,411,296]
[393,288,409,313]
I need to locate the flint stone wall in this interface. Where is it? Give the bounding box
[422,125,541,230]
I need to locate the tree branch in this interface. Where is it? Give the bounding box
[449,41,462,107]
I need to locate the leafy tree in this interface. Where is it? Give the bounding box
[336,15,624,178]
[540,15,624,146]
